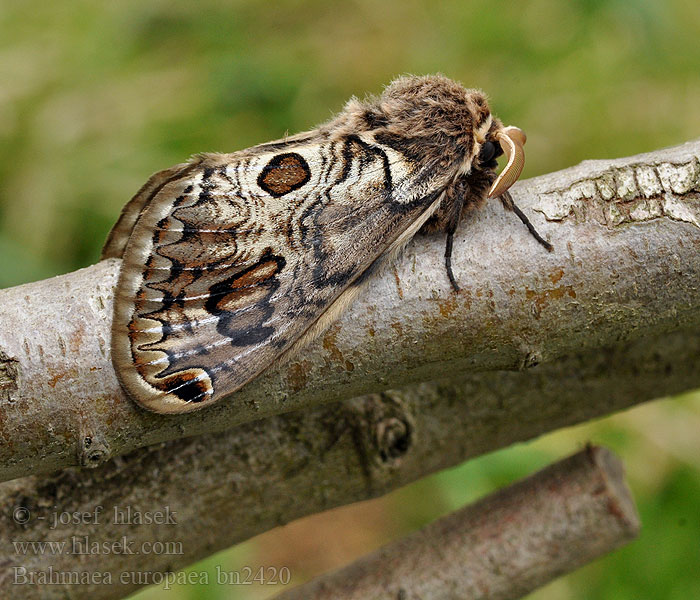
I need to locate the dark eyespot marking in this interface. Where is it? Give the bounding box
[258,153,311,197]
[153,369,213,403]
[166,371,212,403]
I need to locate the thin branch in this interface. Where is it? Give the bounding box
[0,140,698,481]
[275,446,640,600]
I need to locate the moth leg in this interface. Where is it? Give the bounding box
[499,190,553,251]
[444,191,466,292]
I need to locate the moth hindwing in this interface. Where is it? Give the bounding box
[105,74,547,414]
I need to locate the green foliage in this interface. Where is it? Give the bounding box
[1,1,699,598]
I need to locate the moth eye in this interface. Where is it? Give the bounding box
[478,141,497,163]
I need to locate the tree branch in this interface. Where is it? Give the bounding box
[1,139,698,482]
[274,446,640,600]
[0,326,697,598]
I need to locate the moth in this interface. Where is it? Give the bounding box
[103,75,551,414]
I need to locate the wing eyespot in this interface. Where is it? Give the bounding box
[162,370,213,404]
[257,153,311,197]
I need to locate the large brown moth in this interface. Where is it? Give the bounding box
[103,75,551,414]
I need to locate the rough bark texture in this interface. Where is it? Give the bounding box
[0,327,696,598]
[275,446,640,600]
[0,140,699,483]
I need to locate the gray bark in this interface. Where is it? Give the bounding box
[0,139,698,482]
[0,327,695,598]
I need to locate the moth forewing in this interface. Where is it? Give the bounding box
[110,138,442,412]
[107,74,545,414]
[102,160,203,260]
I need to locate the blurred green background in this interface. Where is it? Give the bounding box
[1,0,699,598]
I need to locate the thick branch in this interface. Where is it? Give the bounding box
[0,328,695,598]
[0,140,699,483]
[275,446,640,600]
